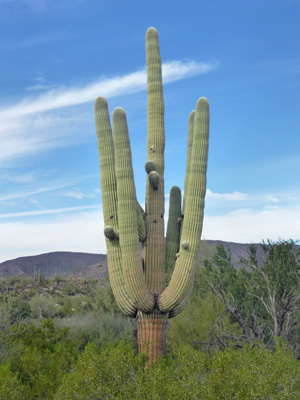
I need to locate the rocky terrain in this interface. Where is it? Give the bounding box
[0,240,290,280]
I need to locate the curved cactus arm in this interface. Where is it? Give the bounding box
[94,97,137,317]
[165,186,181,281]
[158,97,209,313]
[168,269,195,318]
[182,111,195,214]
[137,201,146,218]
[136,201,146,242]
[143,27,166,295]
[112,107,155,312]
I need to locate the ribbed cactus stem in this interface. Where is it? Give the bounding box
[113,108,154,312]
[165,186,181,280]
[143,27,165,294]
[158,97,209,313]
[95,27,210,365]
[183,111,195,213]
[95,97,137,317]
[136,202,146,242]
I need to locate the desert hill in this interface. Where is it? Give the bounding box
[0,240,298,279]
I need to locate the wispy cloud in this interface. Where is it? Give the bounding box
[0,178,82,201]
[1,201,299,263]
[26,84,56,92]
[202,205,300,244]
[61,188,95,199]
[0,59,217,163]
[0,209,105,262]
[206,189,247,201]
[0,205,98,219]
[0,60,217,119]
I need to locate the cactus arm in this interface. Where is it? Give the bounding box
[168,270,195,318]
[158,97,209,313]
[165,186,181,281]
[112,108,155,312]
[136,201,146,242]
[137,201,146,218]
[182,111,195,214]
[143,27,166,295]
[94,97,137,317]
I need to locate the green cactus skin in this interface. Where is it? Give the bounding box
[148,170,160,190]
[165,186,181,280]
[145,160,156,174]
[182,111,195,213]
[158,97,209,314]
[104,226,115,240]
[112,107,155,312]
[136,202,147,242]
[95,97,137,318]
[95,27,209,364]
[143,27,166,297]
[181,241,189,250]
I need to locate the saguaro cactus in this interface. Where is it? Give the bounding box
[95,27,209,365]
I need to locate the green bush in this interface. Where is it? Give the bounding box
[55,311,135,350]
[29,294,60,318]
[55,342,300,400]
[0,363,26,400]
[62,282,80,296]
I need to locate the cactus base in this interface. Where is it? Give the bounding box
[137,310,168,366]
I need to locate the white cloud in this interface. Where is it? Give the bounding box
[0,60,216,121]
[0,180,80,202]
[26,84,56,92]
[202,205,300,243]
[0,59,217,163]
[61,188,95,199]
[206,189,248,201]
[0,205,98,219]
[263,194,279,203]
[1,201,299,263]
[0,209,105,263]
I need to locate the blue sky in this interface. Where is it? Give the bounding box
[0,0,299,262]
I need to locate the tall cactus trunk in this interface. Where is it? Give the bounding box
[137,311,168,365]
[95,27,210,366]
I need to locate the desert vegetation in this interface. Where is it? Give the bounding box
[1,240,300,399]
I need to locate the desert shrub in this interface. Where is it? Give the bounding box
[92,277,121,314]
[201,342,300,399]
[29,294,60,318]
[0,296,29,361]
[7,276,29,286]
[55,341,300,399]
[52,274,65,284]
[167,291,239,351]
[62,282,80,296]
[10,298,31,322]
[7,319,79,400]
[0,363,26,400]
[55,311,135,350]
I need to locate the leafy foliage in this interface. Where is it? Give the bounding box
[1,240,299,398]
[55,341,300,399]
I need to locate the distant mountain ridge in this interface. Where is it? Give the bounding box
[0,251,108,279]
[1,240,298,279]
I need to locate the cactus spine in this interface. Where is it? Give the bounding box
[95,27,209,364]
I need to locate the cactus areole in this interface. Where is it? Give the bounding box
[94,27,209,365]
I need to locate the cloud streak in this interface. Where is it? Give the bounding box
[0,60,217,120]
[1,202,299,263]
[0,59,217,164]
[202,205,300,244]
[0,205,98,219]
[206,189,248,201]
